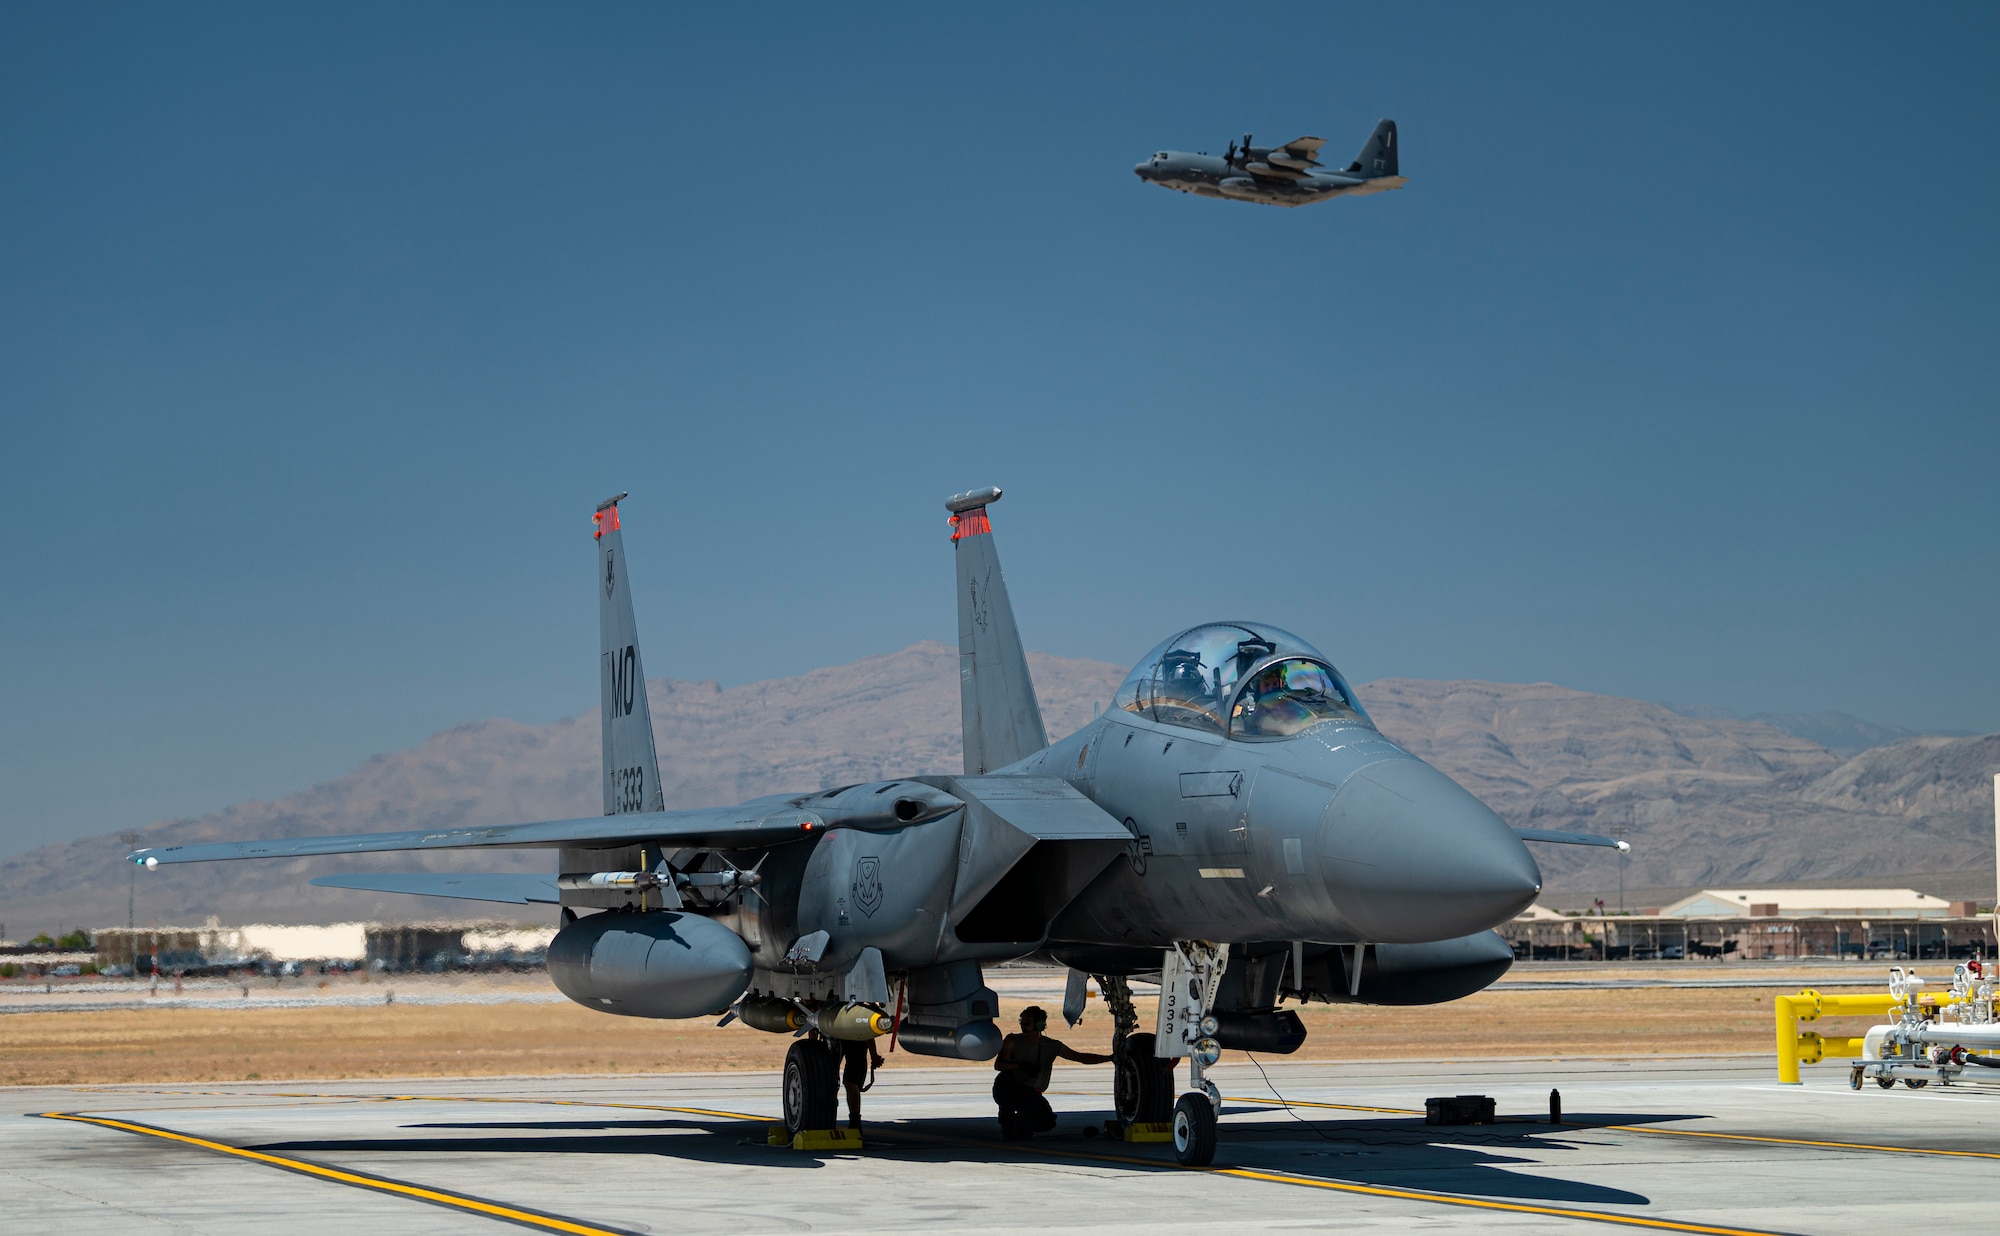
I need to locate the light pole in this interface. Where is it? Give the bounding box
[118,831,143,935]
[1612,826,1629,913]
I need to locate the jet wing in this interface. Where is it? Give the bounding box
[128,800,830,867]
[1513,827,1631,852]
[1264,135,1326,171]
[310,872,562,904]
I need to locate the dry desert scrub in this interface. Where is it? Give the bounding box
[0,985,1873,1086]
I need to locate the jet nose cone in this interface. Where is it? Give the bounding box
[1319,759,1542,942]
[1133,162,1151,179]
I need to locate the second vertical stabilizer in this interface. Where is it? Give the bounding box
[594,494,665,815]
[948,487,1047,775]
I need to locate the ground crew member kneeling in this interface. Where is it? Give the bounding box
[992,1005,1112,1138]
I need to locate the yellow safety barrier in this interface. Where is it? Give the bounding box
[1774,988,1900,1083]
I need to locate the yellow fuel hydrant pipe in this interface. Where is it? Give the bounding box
[1775,993,1803,1084]
[1775,988,1906,1083]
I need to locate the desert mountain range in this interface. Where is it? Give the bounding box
[1,641,1993,932]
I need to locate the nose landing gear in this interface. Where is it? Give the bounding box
[1099,949,1232,1165]
[1158,940,1230,1166]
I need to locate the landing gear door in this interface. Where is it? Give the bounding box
[1159,946,1198,1055]
[1156,941,1228,1058]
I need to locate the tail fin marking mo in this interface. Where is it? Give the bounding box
[594,494,665,816]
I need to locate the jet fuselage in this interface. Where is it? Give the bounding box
[1017,693,1542,951]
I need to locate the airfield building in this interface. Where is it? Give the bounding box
[1505,889,1991,961]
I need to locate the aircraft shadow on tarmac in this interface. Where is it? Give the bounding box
[254,1108,1696,1204]
[257,1119,831,1171]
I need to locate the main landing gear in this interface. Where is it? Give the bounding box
[1113,1030,1177,1126]
[783,1036,839,1135]
[1104,974,1176,1132]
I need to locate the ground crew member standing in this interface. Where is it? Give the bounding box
[992,1005,1112,1138]
[837,1036,883,1129]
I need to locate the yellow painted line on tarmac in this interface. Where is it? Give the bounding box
[867,1124,1791,1236]
[1601,1123,2000,1162]
[49,1093,1805,1234]
[1208,1166,1788,1236]
[38,1112,641,1236]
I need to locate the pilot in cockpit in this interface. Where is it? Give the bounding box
[1157,649,1210,701]
[1235,659,1348,737]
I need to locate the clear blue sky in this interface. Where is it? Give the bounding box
[3,4,1995,860]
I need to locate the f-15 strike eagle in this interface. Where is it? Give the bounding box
[132,488,1624,1165]
[1134,119,1407,208]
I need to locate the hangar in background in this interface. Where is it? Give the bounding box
[91,920,553,974]
[1657,888,1968,919]
[1505,888,1990,961]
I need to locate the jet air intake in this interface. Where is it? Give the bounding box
[548,910,752,1019]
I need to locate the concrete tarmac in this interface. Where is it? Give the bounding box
[4,1055,1997,1234]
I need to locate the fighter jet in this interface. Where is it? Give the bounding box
[130,489,1623,1165]
[1134,119,1407,208]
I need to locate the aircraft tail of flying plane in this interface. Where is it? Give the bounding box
[1348,119,1397,178]
[947,487,1048,775]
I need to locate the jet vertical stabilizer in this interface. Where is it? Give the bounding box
[948,487,1047,775]
[1349,119,1397,177]
[595,494,665,815]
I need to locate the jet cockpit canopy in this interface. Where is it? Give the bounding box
[1115,621,1370,740]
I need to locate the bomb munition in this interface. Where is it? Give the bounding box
[817,1004,894,1040]
[738,996,806,1034]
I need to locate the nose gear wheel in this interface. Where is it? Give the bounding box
[1172,1092,1218,1166]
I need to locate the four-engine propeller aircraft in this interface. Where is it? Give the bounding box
[1134,119,1407,208]
[131,489,1624,1165]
